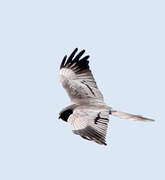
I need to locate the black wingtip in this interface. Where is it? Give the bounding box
[60,55,67,69]
[67,48,78,63]
[60,48,90,73]
[74,47,78,52]
[80,55,90,61]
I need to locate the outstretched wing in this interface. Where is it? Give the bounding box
[68,106,110,145]
[59,48,104,104]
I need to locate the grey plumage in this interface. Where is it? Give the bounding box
[59,48,154,145]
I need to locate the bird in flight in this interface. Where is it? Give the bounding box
[59,48,154,145]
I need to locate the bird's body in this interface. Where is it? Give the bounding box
[59,48,154,145]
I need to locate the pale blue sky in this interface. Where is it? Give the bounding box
[0,0,164,180]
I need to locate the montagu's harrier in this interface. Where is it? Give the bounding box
[59,48,154,145]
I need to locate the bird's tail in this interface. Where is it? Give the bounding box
[110,109,155,122]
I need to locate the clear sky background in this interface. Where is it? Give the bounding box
[0,0,164,180]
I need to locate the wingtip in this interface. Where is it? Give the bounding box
[73,48,79,54]
[74,48,85,52]
[81,49,86,54]
[103,142,107,146]
[80,55,90,61]
[60,48,90,70]
[60,55,67,69]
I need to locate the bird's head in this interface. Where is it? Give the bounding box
[59,109,73,122]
